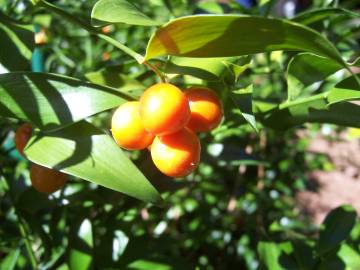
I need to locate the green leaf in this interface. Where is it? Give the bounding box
[338,244,360,269]
[85,66,145,93]
[261,75,360,129]
[318,205,357,255]
[91,0,161,27]
[258,241,295,270]
[145,15,345,68]
[287,53,343,101]
[69,219,93,270]
[24,121,162,204]
[0,248,20,270]
[0,12,34,71]
[126,260,172,270]
[231,85,258,133]
[292,8,360,25]
[223,56,251,82]
[163,56,238,81]
[0,72,133,131]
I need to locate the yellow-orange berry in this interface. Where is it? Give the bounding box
[185,87,223,132]
[151,128,200,178]
[140,83,191,135]
[30,164,67,193]
[111,101,154,150]
[14,123,32,157]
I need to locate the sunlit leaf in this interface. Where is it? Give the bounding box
[145,15,345,68]
[91,0,161,27]
[0,72,133,131]
[24,121,162,204]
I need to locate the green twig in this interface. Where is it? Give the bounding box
[34,0,145,64]
[1,172,38,269]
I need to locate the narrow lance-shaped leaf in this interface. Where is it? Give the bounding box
[0,12,34,71]
[91,0,161,27]
[145,15,345,68]
[261,75,360,130]
[231,85,258,133]
[0,72,134,131]
[287,53,343,101]
[292,8,360,25]
[24,121,162,204]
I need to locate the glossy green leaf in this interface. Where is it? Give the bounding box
[91,0,161,27]
[292,8,360,25]
[69,219,93,270]
[24,121,162,204]
[261,75,360,129]
[0,12,34,71]
[231,85,258,132]
[0,72,133,131]
[318,205,356,255]
[287,53,343,101]
[145,15,345,68]
[164,56,237,81]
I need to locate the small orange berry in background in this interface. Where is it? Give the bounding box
[185,87,223,132]
[151,128,201,178]
[30,164,67,193]
[112,101,154,150]
[140,83,191,136]
[14,123,33,157]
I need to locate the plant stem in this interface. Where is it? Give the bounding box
[143,61,167,83]
[35,0,145,64]
[1,173,38,269]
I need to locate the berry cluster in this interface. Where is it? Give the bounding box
[111,83,223,178]
[14,123,67,193]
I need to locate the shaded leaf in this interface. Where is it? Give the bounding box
[292,8,360,25]
[0,12,34,71]
[91,0,161,27]
[318,205,357,255]
[0,72,133,131]
[231,85,258,132]
[164,56,237,81]
[261,75,360,129]
[69,219,93,270]
[24,121,162,204]
[145,15,345,68]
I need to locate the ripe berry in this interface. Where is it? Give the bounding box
[140,83,191,135]
[185,87,223,132]
[151,128,200,178]
[112,101,154,150]
[30,164,67,193]
[14,123,32,157]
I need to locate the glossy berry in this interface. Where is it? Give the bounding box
[185,87,223,132]
[112,101,154,150]
[140,83,191,136]
[151,128,200,178]
[30,164,67,193]
[14,123,33,157]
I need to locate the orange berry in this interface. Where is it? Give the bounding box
[185,87,223,132]
[14,123,32,157]
[111,101,154,150]
[151,128,200,178]
[30,164,67,193]
[140,83,191,135]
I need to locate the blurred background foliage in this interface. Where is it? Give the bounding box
[1,0,360,269]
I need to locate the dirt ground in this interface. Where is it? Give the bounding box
[296,128,360,225]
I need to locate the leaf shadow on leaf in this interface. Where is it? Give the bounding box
[1,74,43,127]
